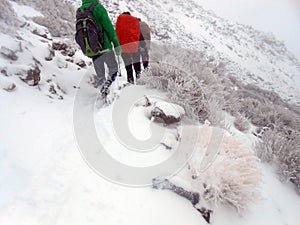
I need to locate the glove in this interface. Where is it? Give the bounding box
[115,46,122,56]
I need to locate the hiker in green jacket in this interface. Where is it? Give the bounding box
[79,0,121,97]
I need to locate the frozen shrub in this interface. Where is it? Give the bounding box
[14,0,75,37]
[188,124,261,211]
[139,44,224,125]
[256,129,300,193]
[226,81,300,194]
[0,0,21,34]
[140,42,300,193]
[234,115,250,132]
[18,64,41,86]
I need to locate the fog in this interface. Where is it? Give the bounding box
[196,0,300,60]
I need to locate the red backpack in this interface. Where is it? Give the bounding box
[116,14,140,53]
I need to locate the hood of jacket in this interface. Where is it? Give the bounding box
[81,0,98,7]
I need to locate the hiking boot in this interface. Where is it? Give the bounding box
[100,79,112,97]
[143,66,150,73]
[128,78,134,84]
[136,72,141,79]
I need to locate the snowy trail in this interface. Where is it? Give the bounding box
[1,80,300,225]
[0,80,209,225]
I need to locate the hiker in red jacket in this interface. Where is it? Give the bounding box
[116,12,141,84]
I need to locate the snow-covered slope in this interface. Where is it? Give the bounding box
[1,0,300,225]
[118,0,300,104]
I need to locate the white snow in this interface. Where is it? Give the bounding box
[129,0,300,104]
[9,0,43,18]
[0,33,20,51]
[153,101,185,119]
[1,0,300,224]
[195,0,300,60]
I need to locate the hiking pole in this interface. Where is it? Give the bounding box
[117,55,122,77]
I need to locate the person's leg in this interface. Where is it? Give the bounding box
[93,52,115,97]
[141,48,149,69]
[122,53,134,84]
[104,50,119,82]
[138,37,146,70]
[92,55,106,87]
[132,51,141,79]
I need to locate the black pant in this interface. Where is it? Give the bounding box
[139,47,149,69]
[121,52,141,83]
[92,50,118,87]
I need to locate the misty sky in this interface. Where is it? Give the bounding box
[196,0,300,60]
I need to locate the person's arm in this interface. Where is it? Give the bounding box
[98,6,121,54]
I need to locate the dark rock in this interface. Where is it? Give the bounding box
[151,106,181,125]
[47,82,66,99]
[160,143,172,150]
[1,68,8,76]
[19,65,41,86]
[65,58,74,63]
[52,42,68,51]
[196,207,213,224]
[76,59,87,68]
[52,42,75,57]
[49,85,57,94]
[32,29,48,39]
[20,22,28,28]
[33,57,42,67]
[56,83,66,95]
[3,83,16,92]
[152,177,213,223]
[62,47,75,57]
[0,46,18,61]
[144,96,152,107]
[45,48,55,61]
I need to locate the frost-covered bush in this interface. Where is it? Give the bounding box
[138,43,270,207]
[13,0,75,37]
[188,124,261,211]
[223,77,300,193]
[256,129,300,193]
[139,44,224,125]
[234,115,250,132]
[225,83,300,131]
[140,42,300,193]
[0,0,21,34]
